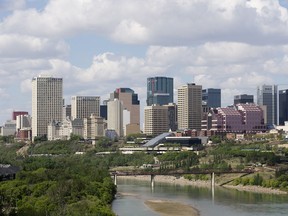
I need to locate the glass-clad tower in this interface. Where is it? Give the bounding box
[147,77,173,106]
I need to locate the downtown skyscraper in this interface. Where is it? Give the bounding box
[178,83,202,130]
[32,76,63,140]
[147,76,173,106]
[257,84,278,126]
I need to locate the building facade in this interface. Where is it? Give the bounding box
[83,114,105,140]
[144,105,169,136]
[147,77,173,106]
[234,94,254,105]
[201,104,266,134]
[164,103,178,131]
[178,83,202,130]
[107,99,123,137]
[71,96,100,120]
[110,88,140,135]
[32,76,63,140]
[257,84,278,126]
[202,88,221,108]
[279,89,288,126]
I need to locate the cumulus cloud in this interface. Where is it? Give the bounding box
[1,0,288,45]
[1,0,288,123]
[0,34,69,58]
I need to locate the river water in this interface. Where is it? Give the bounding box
[112,178,288,216]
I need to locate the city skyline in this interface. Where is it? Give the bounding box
[1,0,288,124]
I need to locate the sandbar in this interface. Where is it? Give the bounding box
[145,200,199,216]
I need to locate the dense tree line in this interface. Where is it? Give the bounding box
[0,155,116,216]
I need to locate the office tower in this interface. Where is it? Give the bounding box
[110,88,140,135]
[32,76,63,139]
[100,105,107,120]
[71,96,100,120]
[83,114,105,139]
[144,105,169,136]
[234,94,254,105]
[202,88,221,108]
[178,83,202,130]
[279,89,288,125]
[147,76,173,106]
[107,99,123,137]
[257,84,278,126]
[63,105,71,121]
[164,103,178,131]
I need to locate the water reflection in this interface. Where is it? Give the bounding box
[113,178,288,216]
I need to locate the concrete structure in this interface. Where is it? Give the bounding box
[16,114,31,130]
[31,76,63,140]
[144,105,169,136]
[234,94,254,105]
[257,84,278,126]
[202,88,221,108]
[279,89,288,125]
[107,99,123,137]
[0,120,16,136]
[164,103,178,131]
[83,114,105,139]
[147,77,173,106]
[15,114,32,140]
[71,118,84,137]
[201,104,266,134]
[110,88,140,135]
[63,104,71,121]
[71,96,100,120]
[47,118,72,141]
[178,83,202,130]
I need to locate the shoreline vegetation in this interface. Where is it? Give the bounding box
[116,175,287,216]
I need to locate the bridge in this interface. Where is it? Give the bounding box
[110,169,255,188]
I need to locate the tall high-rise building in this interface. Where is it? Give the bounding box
[107,99,123,137]
[178,83,202,130]
[202,88,221,108]
[164,103,178,131]
[110,88,140,135]
[257,84,278,126]
[32,76,63,139]
[144,105,169,136]
[71,96,100,120]
[147,76,173,106]
[234,94,254,105]
[279,89,288,125]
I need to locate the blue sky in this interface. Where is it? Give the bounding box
[1,0,288,124]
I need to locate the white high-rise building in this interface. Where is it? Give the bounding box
[178,83,202,130]
[32,76,63,140]
[71,96,100,120]
[107,99,123,137]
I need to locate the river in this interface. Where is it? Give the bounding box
[112,178,288,216]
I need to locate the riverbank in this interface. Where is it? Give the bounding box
[145,200,199,216]
[117,175,287,195]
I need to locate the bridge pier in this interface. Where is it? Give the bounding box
[211,172,215,188]
[151,174,155,188]
[114,174,117,185]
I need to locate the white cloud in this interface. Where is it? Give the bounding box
[1,0,288,45]
[0,34,69,58]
